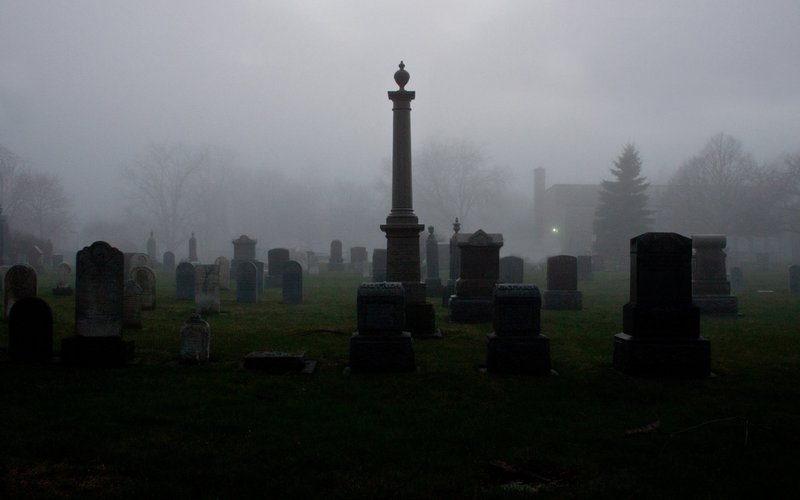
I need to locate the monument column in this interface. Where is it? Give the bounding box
[380,62,438,337]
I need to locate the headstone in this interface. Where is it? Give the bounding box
[123,279,143,329]
[131,253,150,270]
[130,265,157,310]
[691,235,738,314]
[425,226,443,296]
[231,234,256,271]
[266,248,290,288]
[52,262,73,295]
[175,262,195,300]
[789,265,800,294]
[236,261,258,303]
[730,266,744,293]
[498,256,524,284]
[349,282,414,372]
[307,251,320,275]
[449,230,503,323]
[486,284,550,375]
[282,260,303,304]
[180,314,210,363]
[189,232,198,261]
[61,241,133,365]
[8,296,53,362]
[613,232,709,377]
[162,251,176,273]
[577,255,593,281]
[372,249,387,282]
[194,264,220,315]
[254,260,265,293]
[350,246,369,276]
[4,264,37,319]
[328,240,344,271]
[542,255,582,310]
[215,256,231,290]
[146,231,157,262]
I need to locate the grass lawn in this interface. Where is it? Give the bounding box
[1,264,799,499]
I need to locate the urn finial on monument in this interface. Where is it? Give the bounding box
[394,61,410,90]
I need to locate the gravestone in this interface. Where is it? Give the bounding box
[231,235,256,271]
[4,264,37,319]
[328,240,344,271]
[372,249,387,282]
[8,296,53,362]
[543,255,582,310]
[350,246,369,276]
[282,260,303,304]
[189,232,198,262]
[215,256,231,291]
[499,256,524,283]
[175,262,195,300]
[266,248,290,288]
[691,235,738,314]
[130,265,157,310]
[349,282,414,372]
[236,261,258,303]
[62,241,133,365]
[52,262,73,295]
[577,255,593,281]
[131,253,150,271]
[425,227,443,296]
[194,264,220,315]
[146,231,157,262]
[730,266,744,293]
[180,314,210,363]
[789,265,800,294]
[449,230,503,323]
[162,251,176,273]
[307,251,320,275]
[486,284,550,375]
[613,232,709,377]
[123,279,143,329]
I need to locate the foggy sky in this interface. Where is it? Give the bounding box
[2,0,799,224]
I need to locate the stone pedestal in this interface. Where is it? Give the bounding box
[542,290,583,310]
[61,336,135,366]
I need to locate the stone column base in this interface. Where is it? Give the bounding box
[542,290,583,310]
[613,333,710,377]
[486,334,550,375]
[349,332,415,372]
[405,302,441,338]
[692,295,739,315]
[449,296,493,323]
[61,336,135,367]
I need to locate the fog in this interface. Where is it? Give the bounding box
[2,1,799,258]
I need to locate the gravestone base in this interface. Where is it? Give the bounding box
[486,334,550,375]
[449,296,493,323]
[60,336,135,367]
[692,295,739,315]
[406,302,441,338]
[542,290,583,310]
[613,333,710,378]
[264,275,282,288]
[243,351,315,373]
[348,332,415,372]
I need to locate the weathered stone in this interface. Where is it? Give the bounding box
[123,279,143,329]
[307,251,320,275]
[349,282,414,372]
[215,256,231,290]
[266,248,289,288]
[328,240,344,271]
[8,296,53,362]
[449,230,503,323]
[236,261,258,303]
[498,256,524,284]
[194,264,220,315]
[691,234,738,314]
[486,284,550,376]
[180,314,210,363]
[543,255,582,310]
[282,260,303,304]
[4,264,37,319]
[231,234,256,270]
[130,266,156,310]
[175,262,195,300]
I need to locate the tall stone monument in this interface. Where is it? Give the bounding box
[613,233,710,377]
[691,234,738,314]
[146,231,157,263]
[231,235,257,272]
[188,232,198,262]
[379,61,438,337]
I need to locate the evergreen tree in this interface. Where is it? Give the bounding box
[593,144,653,268]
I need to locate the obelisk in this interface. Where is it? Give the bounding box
[380,62,439,337]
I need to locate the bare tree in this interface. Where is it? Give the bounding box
[0,144,27,218]
[413,138,506,228]
[13,171,73,240]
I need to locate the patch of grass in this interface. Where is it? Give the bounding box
[1,268,799,499]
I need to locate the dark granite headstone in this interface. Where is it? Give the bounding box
[613,232,709,377]
[236,261,258,303]
[266,248,290,288]
[282,260,303,304]
[449,230,504,323]
[175,262,195,300]
[691,235,738,314]
[180,314,210,363]
[4,264,37,319]
[130,265,156,311]
[123,279,143,329]
[162,251,176,273]
[349,282,414,372]
[328,240,344,271]
[499,256,524,283]
[372,249,387,282]
[790,265,800,294]
[8,296,53,362]
[486,284,550,375]
[543,255,582,310]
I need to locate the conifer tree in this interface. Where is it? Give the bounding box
[593,144,653,268]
